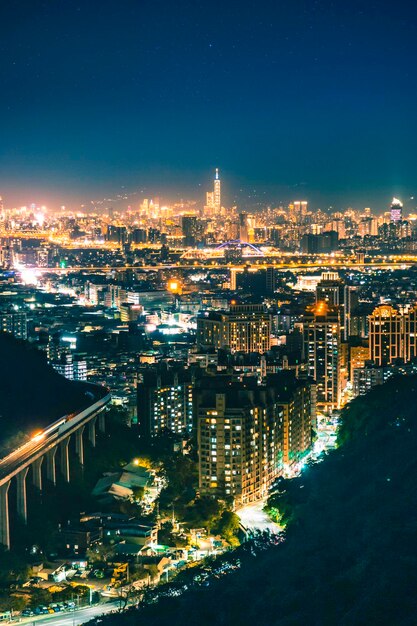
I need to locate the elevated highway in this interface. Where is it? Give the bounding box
[0,385,111,549]
[11,257,417,276]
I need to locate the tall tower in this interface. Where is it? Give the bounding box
[214,168,221,213]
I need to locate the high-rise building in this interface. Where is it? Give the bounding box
[181,215,199,247]
[197,304,271,353]
[303,302,341,410]
[271,372,313,468]
[293,201,308,222]
[343,285,359,340]
[300,231,339,254]
[315,274,358,341]
[368,305,402,365]
[390,197,403,222]
[232,267,276,295]
[105,285,126,309]
[120,302,143,322]
[204,169,221,216]
[137,364,194,440]
[130,228,147,244]
[403,305,417,362]
[316,273,343,306]
[238,212,249,242]
[196,372,314,506]
[214,168,221,213]
[107,225,128,244]
[368,304,417,365]
[196,375,282,506]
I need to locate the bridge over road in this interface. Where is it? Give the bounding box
[0,385,111,550]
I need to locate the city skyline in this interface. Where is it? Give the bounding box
[2,1,417,622]
[0,167,416,215]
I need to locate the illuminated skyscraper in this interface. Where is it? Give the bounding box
[214,168,221,213]
[196,371,314,505]
[294,201,308,221]
[316,273,358,340]
[369,305,402,365]
[390,197,403,222]
[368,304,417,365]
[303,302,341,410]
[204,168,221,216]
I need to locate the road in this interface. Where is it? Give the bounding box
[19,601,121,626]
[236,501,281,533]
[10,257,417,275]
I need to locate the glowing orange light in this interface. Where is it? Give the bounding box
[32,432,46,443]
[167,279,182,294]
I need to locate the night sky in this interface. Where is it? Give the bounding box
[1,0,417,210]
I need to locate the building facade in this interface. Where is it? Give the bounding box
[196,372,314,506]
[303,302,341,410]
[137,364,194,440]
[196,378,283,506]
[368,304,417,365]
[197,304,271,354]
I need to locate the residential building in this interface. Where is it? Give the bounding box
[196,372,315,506]
[368,304,417,366]
[197,304,271,353]
[303,301,341,410]
[137,363,194,439]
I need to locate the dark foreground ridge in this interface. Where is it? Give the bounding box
[95,375,417,626]
[0,332,91,454]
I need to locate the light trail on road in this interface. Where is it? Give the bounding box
[20,602,121,626]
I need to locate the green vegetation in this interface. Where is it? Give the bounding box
[95,375,417,625]
[0,547,30,586]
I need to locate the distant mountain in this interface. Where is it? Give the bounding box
[0,333,90,455]
[96,375,417,626]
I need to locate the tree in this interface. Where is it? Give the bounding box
[214,511,240,544]
[0,547,30,585]
[0,593,28,613]
[29,589,51,608]
[146,565,159,581]
[131,486,145,501]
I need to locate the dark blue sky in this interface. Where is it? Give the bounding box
[1,0,417,210]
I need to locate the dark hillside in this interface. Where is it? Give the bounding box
[96,375,417,626]
[0,333,92,454]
